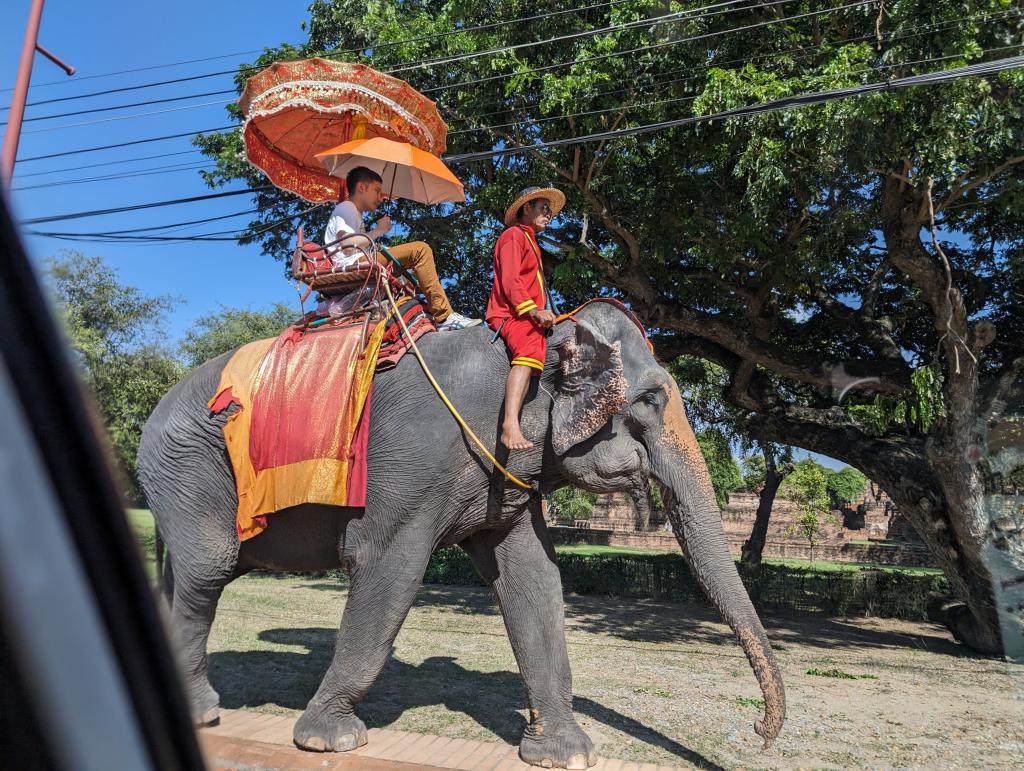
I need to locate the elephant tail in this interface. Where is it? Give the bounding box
[154,526,174,602]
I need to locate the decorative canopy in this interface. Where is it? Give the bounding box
[239,57,449,203]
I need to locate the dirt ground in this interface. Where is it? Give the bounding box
[207,574,1024,769]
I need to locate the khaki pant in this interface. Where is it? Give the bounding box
[383,241,452,322]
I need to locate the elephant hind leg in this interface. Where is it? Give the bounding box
[165,540,241,726]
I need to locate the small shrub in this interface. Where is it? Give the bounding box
[806,667,877,679]
[736,696,765,708]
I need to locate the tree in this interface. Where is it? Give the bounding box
[741,442,795,565]
[45,253,184,501]
[826,467,868,509]
[781,459,834,564]
[180,303,296,367]
[198,1,1024,652]
[548,487,598,523]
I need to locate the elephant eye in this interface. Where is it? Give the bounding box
[636,387,663,406]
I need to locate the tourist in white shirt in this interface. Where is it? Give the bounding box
[324,166,480,331]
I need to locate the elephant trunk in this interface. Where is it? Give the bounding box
[650,384,786,748]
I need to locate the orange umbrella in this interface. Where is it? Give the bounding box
[315,137,464,205]
[239,58,449,203]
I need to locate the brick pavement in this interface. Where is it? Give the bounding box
[200,708,688,771]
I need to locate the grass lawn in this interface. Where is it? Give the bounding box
[202,574,1020,769]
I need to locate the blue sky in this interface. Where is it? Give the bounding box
[3,1,314,339]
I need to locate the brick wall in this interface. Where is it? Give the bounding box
[549,526,936,567]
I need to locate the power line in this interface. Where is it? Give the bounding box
[445,6,1021,126]
[14,5,1007,183]
[13,1,872,158]
[422,0,878,95]
[27,44,1008,193]
[22,99,233,135]
[16,125,236,163]
[387,0,753,74]
[11,0,629,110]
[27,203,326,243]
[11,162,213,192]
[5,89,237,126]
[7,2,749,125]
[9,0,622,95]
[450,44,1021,139]
[446,54,1024,163]
[20,185,277,225]
[12,149,200,178]
[21,54,1020,233]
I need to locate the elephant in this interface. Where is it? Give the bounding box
[138,300,785,768]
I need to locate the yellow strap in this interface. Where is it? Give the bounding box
[381,278,535,492]
[518,226,546,300]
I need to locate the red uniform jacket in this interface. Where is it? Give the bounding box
[486,225,546,322]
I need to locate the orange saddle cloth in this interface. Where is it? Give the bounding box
[208,319,386,541]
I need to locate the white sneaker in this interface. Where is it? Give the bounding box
[438,311,482,331]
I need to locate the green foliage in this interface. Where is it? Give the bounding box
[826,467,868,508]
[695,429,743,507]
[805,667,877,680]
[742,453,767,491]
[735,696,765,708]
[781,459,834,562]
[45,253,185,501]
[548,487,598,522]
[180,303,296,368]
[845,364,946,435]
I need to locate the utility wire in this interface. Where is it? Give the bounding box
[4,0,755,124]
[17,125,236,163]
[13,6,1009,184]
[445,6,1021,126]
[446,54,1024,163]
[21,185,277,225]
[13,1,874,159]
[12,149,200,179]
[9,0,645,109]
[27,203,325,243]
[21,99,234,135]
[25,43,1011,193]
[451,44,1021,138]
[423,0,878,95]
[14,1,1006,133]
[8,0,622,94]
[4,89,238,126]
[11,162,214,192]
[20,54,1020,231]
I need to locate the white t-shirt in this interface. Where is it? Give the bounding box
[323,201,380,268]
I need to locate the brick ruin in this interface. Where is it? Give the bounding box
[551,483,935,567]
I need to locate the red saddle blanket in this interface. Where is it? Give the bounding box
[208,317,387,541]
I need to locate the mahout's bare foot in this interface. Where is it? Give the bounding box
[501,423,534,451]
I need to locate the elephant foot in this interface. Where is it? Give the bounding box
[293,705,367,752]
[519,717,597,769]
[189,683,220,727]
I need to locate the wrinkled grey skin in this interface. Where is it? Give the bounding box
[139,302,785,767]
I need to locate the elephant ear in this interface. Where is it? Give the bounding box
[551,320,628,455]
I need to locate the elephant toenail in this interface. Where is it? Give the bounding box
[301,736,327,751]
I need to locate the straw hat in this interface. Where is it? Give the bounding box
[503,185,566,227]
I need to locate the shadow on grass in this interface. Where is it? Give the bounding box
[405,585,972,659]
[210,626,722,768]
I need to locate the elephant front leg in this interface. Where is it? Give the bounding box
[293,536,431,752]
[463,512,597,770]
